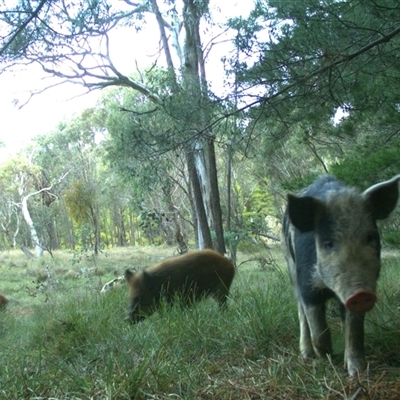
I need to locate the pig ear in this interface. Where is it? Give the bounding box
[124,269,134,282]
[363,175,400,220]
[142,270,156,291]
[287,194,325,233]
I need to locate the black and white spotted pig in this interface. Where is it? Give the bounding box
[282,174,400,376]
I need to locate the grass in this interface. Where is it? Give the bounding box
[0,245,400,399]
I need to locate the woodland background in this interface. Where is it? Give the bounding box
[2,2,400,399]
[0,0,400,259]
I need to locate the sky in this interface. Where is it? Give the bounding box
[0,1,253,162]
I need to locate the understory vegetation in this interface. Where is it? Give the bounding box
[0,246,400,399]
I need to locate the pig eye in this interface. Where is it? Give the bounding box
[366,233,378,246]
[324,240,334,250]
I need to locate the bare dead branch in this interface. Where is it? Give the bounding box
[24,169,71,202]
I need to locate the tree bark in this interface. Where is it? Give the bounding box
[180,0,226,253]
[21,195,43,256]
[185,144,213,249]
[206,138,226,254]
[89,204,100,255]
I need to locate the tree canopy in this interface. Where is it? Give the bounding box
[1,0,400,254]
[231,1,400,123]
[227,0,400,186]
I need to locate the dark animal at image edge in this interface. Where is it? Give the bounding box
[282,174,400,376]
[124,249,235,323]
[0,294,8,310]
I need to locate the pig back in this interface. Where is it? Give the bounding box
[145,249,235,294]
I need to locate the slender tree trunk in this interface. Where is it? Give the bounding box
[226,142,232,234]
[185,144,213,249]
[129,212,136,246]
[185,169,199,247]
[225,141,237,265]
[206,138,226,254]
[21,196,43,256]
[45,218,59,250]
[89,205,100,255]
[119,209,127,246]
[68,213,75,249]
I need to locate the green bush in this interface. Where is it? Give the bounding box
[382,230,400,247]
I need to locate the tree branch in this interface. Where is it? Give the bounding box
[212,24,400,128]
[0,0,48,58]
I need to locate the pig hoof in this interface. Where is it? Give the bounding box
[301,348,316,360]
[346,359,367,377]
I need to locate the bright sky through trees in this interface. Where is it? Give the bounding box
[0,1,252,161]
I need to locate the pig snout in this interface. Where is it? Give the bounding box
[345,291,377,313]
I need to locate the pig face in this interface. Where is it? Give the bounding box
[311,191,381,312]
[125,269,161,323]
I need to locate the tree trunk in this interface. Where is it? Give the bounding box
[129,211,136,246]
[225,141,237,265]
[21,196,43,257]
[142,0,225,252]
[193,142,212,227]
[45,217,59,250]
[119,209,127,246]
[206,138,226,255]
[185,144,213,249]
[89,204,100,255]
[180,0,225,253]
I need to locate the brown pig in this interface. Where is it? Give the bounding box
[124,249,235,323]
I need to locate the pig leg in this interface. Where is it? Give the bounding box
[301,301,332,359]
[344,311,366,376]
[298,302,315,358]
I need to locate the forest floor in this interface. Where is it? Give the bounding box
[0,244,399,399]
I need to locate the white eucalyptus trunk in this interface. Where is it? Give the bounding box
[21,195,43,257]
[12,211,20,248]
[193,144,213,227]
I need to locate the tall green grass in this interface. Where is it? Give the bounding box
[0,246,399,399]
